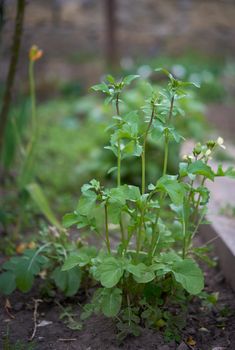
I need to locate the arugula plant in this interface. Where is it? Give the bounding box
[0,69,233,339]
[62,69,234,338]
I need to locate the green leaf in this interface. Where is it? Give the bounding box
[52,266,81,296]
[157,176,185,205]
[127,263,155,283]
[188,160,214,181]
[62,212,80,228]
[91,82,110,94]
[107,166,117,175]
[62,252,90,270]
[15,264,34,292]
[122,75,139,86]
[122,185,141,202]
[101,288,122,317]
[77,190,97,216]
[96,257,124,288]
[0,272,16,295]
[106,74,115,84]
[26,183,62,229]
[108,201,123,224]
[172,259,204,295]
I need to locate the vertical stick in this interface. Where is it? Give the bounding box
[104,0,117,69]
[0,0,25,157]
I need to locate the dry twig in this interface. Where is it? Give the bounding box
[29,298,42,341]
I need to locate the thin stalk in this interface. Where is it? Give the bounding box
[141,106,155,195]
[182,215,186,259]
[136,209,144,259]
[162,95,174,176]
[162,135,169,176]
[116,92,121,187]
[115,92,125,248]
[192,176,206,223]
[117,143,121,187]
[104,203,111,253]
[19,60,38,188]
[29,61,36,132]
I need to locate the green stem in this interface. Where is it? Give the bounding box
[193,176,206,223]
[141,106,155,195]
[117,140,121,187]
[162,134,169,176]
[104,203,111,253]
[162,95,174,176]
[182,214,186,259]
[29,60,36,132]
[116,93,121,187]
[136,208,144,259]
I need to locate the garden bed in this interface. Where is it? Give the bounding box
[1,237,234,350]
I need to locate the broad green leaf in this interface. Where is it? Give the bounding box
[52,266,81,296]
[27,183,62,229]
[127,263,155,283]
[188,160,214,181]
[77,190,97,216]
[0,272,16,295]
[97,257,124,288]
[108,201,123,224]
[62,212,80,228]
[122,185,141,202]
[62,252,90,271]
[157,176,185,205]
[15,263,34,293]
[101,288,122,317]
[172,259,204,295]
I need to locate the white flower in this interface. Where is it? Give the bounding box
[182,154,188,161]
[205,149,211,156]
[217,137,226,149]
[188,155,195,161]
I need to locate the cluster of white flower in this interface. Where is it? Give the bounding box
[182,137,226,163]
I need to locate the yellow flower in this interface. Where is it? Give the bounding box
[29,45,43,62]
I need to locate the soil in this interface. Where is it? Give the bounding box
[0,237,235,350]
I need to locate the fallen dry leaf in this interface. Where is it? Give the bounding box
[187,335,196,346]
[5,298,15,319]
[16,242,27,254]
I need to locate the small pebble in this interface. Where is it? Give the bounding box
[13,302,24,311]
[177,342,189,350]
[158,345,170,350]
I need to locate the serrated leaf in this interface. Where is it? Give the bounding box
[101,288,122,317]
[172,259,204,295]
[157,176,185,205]
[188,160,214,181]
